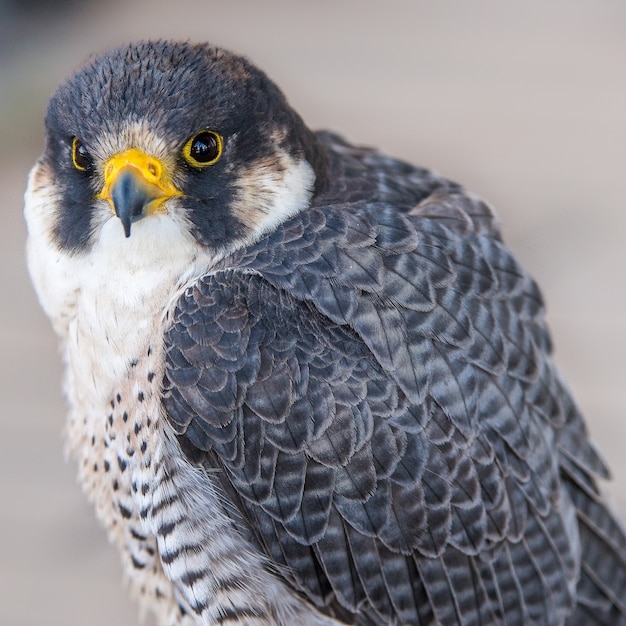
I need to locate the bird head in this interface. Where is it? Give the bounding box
[33,40,328,256]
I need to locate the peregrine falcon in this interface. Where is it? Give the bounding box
[25,40,626,626]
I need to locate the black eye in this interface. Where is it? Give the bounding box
[182,130,223,167]
[72,137,93,172]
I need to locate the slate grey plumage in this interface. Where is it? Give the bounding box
[162,130,626,624]
[24,41,626,625]
[166,131,624,622]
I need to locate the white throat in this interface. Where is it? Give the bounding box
[24,168,215,411]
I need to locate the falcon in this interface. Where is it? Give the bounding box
[25,40,626,626]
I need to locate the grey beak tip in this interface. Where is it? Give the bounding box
[120,216,132,238]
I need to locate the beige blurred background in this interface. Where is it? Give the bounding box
[1,1,625,624]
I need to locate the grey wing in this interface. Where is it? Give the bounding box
[163,192,626,625]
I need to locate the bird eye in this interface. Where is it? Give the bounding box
[72,137,94,172]
[182,130,223,167]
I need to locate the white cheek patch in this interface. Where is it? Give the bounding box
[24,161,82,337]
[231,152,316,241]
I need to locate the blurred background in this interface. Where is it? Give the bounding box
[1,1,625,624]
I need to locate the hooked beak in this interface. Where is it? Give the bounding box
[96,148,182,237]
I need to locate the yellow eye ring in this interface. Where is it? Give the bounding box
[182,130,223,168]
[72,137,93,172]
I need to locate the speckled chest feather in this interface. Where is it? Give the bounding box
[55,270,337,625]
[65,333,178,612]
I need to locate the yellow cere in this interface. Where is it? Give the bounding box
[96,148,182,215]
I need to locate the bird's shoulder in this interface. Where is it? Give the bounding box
[162,178,551,538]
[315,131,480,222]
